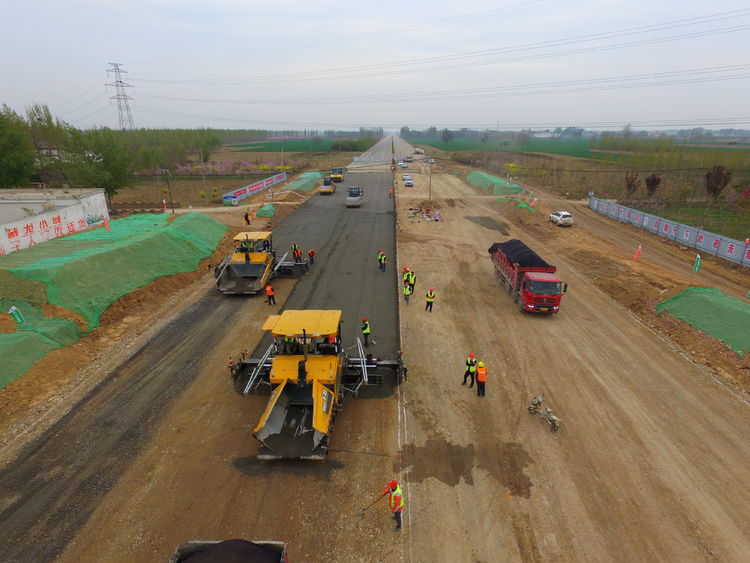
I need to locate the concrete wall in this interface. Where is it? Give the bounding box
[1,189,109,255]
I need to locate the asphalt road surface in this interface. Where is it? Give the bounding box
[0,140,402,561]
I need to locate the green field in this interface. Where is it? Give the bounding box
[637,203,750,242]
[229,139,335,152]
[414,137,595,158]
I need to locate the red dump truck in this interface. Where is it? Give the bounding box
[489,240,567,313]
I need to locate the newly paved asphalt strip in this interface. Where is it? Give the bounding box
[255,168,399,358]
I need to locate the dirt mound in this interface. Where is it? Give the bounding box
[0,313,17,333]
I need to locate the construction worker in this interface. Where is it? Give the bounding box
[361,317,371,347]
[379,252,387,272]
[476,361,487,396]
[291,242,299,254]
[294,248,303,263]
[403,282,413,304]
[383,480,405,531]
[402,267,410,285]
[425,288,435,312]
[462,353,477,386]
[377,249,384,262]
[265,284,276,305]
[408,270,416,292]
[308,249,316,264]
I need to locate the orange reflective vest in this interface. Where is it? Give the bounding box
[476,367,487,382]
[265,285,274,296]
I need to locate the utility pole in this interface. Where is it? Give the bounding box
[106,63,135,130]
[162,169,175,214]
[428,161,432,201]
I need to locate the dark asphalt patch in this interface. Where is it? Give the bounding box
[233,457,344,480]
[465,215,509,235]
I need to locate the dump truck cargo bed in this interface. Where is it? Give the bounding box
[169,539,288,563]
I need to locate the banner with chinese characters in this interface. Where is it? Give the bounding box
[221,173,286,205]
[589,197,750,268]
[1,192,109,256]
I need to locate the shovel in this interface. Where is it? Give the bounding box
[360,492,387,516]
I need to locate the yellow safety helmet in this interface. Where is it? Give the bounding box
[477,361,485,367]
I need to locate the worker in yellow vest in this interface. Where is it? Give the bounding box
[425,288,435,312]
[361,317,371,347]
[463,353,477,386]
[476,361,487,397]
[403,282,413,305]
[383,480,405,531]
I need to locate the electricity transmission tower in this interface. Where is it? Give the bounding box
[106,63,135,130]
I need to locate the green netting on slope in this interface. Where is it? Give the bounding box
[0,299,82,388]
[656,288,750,355]
[467,171,524,195]
[495,197,537,212]
[0,332,63,388]
[0,298,82,345]
[281,171,322,192]
[257,204,276,217]
[1,213,227,330]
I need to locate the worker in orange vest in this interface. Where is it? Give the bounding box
[308,249,316,264]
[265,284,275,305]
[382,480,405,531]
[476,361,487,397]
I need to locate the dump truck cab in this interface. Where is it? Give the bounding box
[253,310,344,459]
[330,167,345,183]
[214,231,276,294]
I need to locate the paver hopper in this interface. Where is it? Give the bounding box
[215,232,276,294]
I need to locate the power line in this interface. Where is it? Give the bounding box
[62,92,110,117]
[73,104,115,125]
[106,63,135,130]
[56,82,106,112]
[130,103,750,129]
[295,0,565,50]
[135,64,750,105]
[130,8,750,86]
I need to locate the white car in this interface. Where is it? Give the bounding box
[402,174,411,180]
[549,211,574,226]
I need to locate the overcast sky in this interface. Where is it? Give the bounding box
[2,0,749,131]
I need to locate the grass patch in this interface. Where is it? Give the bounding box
[638,203,750,241]
[230,139,335,152]
[414,137,595,158]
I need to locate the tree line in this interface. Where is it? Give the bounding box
[0,103,276,199]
